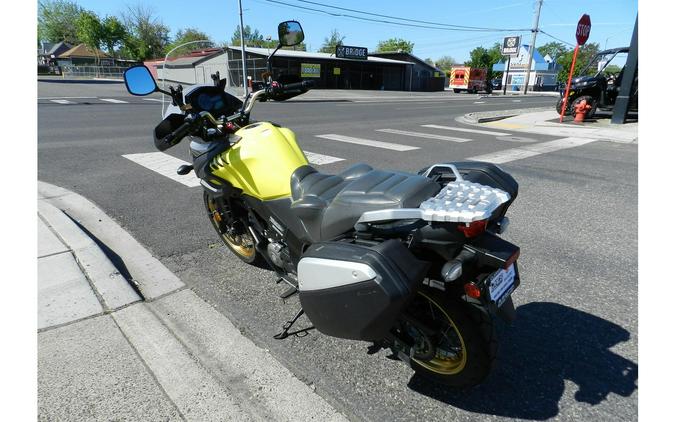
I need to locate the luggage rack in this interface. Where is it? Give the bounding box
[355,164,510,229]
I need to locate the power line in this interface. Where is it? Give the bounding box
[539,29,575,47]
[293,0,530,32]
[262,0,531,33]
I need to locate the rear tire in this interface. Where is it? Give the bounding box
[453,89,461,93]
[406,291,496,388]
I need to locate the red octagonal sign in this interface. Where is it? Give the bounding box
[576,14,592,45]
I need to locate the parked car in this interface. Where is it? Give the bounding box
[491,78,502,91]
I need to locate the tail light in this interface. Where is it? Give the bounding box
[464,282,481,298]
[457,220,487,238]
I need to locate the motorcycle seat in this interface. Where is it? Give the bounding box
[290,163,439,241]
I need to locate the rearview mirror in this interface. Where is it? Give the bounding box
[278,21,304,47]
[124,65,157,96]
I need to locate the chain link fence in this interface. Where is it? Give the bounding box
[61,66,131,79]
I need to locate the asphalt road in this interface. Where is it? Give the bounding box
[38,79,637,421]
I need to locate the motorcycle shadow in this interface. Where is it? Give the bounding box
[407,301,637,420]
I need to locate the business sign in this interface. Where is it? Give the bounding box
[333,67,341,75]
[335,45,368,60]
[501,36,521,56]
[576,14,591,45]
[300,63,321,78]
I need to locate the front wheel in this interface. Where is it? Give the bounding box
[203,192,265,266]
[404,291,496,388]
[556,96,573,116]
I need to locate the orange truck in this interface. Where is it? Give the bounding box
[448,66,490,93]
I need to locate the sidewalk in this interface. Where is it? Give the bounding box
[460,109,638,144]
[37,182,347,421]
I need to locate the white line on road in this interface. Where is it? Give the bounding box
[122,152,201,187]
[474,101,485,104]
[467,137,597,164]
[100,98,128,104]
[143,98,164,102]
[38,96,97,100]
[512,99,522,102]
[49,99,75,105]
[316,134,418,151]
[421,124,511,137]
[376,128,472,143]
[303,151,344,165]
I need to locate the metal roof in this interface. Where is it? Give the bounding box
[227,46,414,65]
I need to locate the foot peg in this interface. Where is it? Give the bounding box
[279,286,298,299]
[176,164,193,175]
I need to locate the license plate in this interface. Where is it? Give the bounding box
[488,264,516,307]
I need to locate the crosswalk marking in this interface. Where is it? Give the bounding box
[474,101,485,104]
[49,99,74,105]
[316,134,418,151]
[100,98,128,104]
[303,151,344,165]
[376,128,472,143]
[467,137,596,164]
[421,124,511,137]
[122,152,201,187]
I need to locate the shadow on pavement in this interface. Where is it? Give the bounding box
[38,78,122,84]
[407,302,637,420]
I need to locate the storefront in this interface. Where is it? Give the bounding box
[492,44,561,91]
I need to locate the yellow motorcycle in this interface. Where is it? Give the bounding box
[123,20,522,388]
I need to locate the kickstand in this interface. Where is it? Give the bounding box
[273,308,315,340]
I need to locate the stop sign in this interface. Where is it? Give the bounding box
[576,14,592,45]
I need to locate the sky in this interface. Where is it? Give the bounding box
[74,0,637,62]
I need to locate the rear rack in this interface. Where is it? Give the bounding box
[355,164,510,229]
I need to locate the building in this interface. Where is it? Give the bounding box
[492,44,561,91]
[56,44,113,66]
[370,52,446,91]
[146,46,446,92]
[38,41,72,66]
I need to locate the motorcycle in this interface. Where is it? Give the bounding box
[122,20,522,388]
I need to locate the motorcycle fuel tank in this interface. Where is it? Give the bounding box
[209,122,309,200]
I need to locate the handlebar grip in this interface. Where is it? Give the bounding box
[163,120,192,145]
[281,81,312,91]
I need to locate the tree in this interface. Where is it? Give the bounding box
[376,38,414,53]
[318,29,345,53]
[38,0,83,43]
[121,4,170,61]
[434,55,457,72]
[231,25,269,47]
[76,11,104,64]
[465,43,502,79]
[424,58,434,66]
[101,16,126,58]
[537,41,569,62]
[556,42,600,83]
[166,28,212,55]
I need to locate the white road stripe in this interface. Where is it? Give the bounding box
[376,128,472,143]
[421,124,511,136]
[100,98,128,104]
[39,96,96,100]
[474,101,485,104]
[467,137,597,164]
[316,134,418,151]
[49,99,74,105]
[512,99,522,102]
[122,152,200,187]
[303,151,344,165]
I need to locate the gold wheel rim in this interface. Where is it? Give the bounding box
[207,199,255,259]
[412,292,467,375]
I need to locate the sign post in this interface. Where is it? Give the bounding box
[559,14,591,122]
[501,36,520,95]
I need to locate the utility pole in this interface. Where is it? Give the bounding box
[238,0,249,95]
[523,0,543,95]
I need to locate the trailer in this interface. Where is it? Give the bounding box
[449,66,490,93]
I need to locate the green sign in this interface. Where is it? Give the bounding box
[301,63,321,78]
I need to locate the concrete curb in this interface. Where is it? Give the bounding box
[459,107,552,124]
[38,200,141,312]
[38,182,184,300]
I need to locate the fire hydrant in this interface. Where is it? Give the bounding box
[573,99,592,123]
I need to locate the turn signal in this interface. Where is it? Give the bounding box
[457,220,487,238]
[464,282,481,299]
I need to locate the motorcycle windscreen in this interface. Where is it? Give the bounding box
[298,239,429,341]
